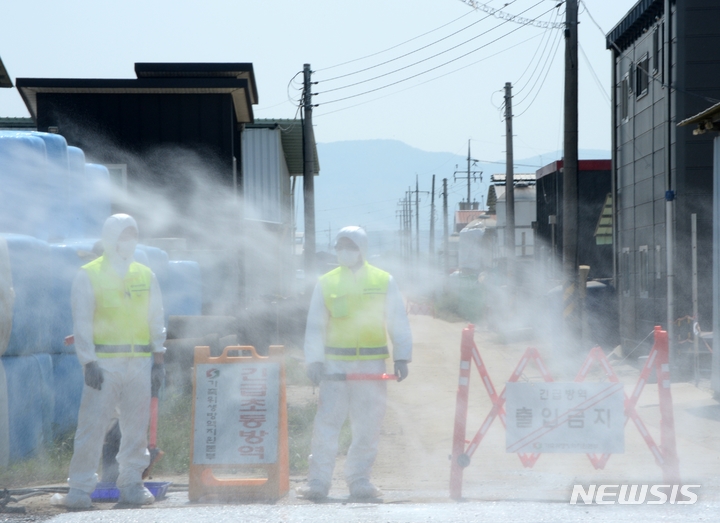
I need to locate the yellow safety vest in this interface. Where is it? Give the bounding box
[320,262,390,360]
[83,256,152,358]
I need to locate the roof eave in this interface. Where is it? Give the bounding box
[678,100,720,134]
[15,77,255,123]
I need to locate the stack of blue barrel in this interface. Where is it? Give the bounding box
[0,131,202,466]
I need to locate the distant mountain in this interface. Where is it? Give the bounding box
[310,139,609,247]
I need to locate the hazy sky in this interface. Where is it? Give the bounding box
[0,0,637,159]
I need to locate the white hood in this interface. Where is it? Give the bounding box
[101,214,138,275]
[335,226,368,260]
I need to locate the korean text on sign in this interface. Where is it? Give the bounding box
[193,362,280,465]
[505,382,624,454]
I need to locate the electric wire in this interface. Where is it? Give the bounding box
[317,0,546,97]
[513,12,563,109]
[513,20,563,117]
[315,9,477,73]
[460,0,565,29]
[314,30,544,119]
[317,4,559,107]
[512,7,562,95]
[579,41,611,104]
[318,2,518,83]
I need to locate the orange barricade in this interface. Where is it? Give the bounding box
[189,345,289,502]
[449,324,679,500]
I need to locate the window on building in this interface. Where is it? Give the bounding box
[621,248,631,297]
[656,245,662,279]
[638,245,649,298]
[621,76,629,121]
[653,27,660,74]
[594,193,613,245]
[636,54,649,97]
[660,23,665,84]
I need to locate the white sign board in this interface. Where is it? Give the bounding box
[505,382,624,454]
[193,362,280,465]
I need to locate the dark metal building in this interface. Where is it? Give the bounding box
[607,0,720,358]
[535,160,612,282]
[16,63,257,243]
[14,64,319,318]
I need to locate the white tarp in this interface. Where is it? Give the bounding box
[505,381,624,454]
[0,237,13,466]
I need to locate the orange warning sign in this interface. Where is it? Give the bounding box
[188,345,289,502]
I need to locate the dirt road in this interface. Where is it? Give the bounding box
[10,314,720,517]
[367,314,720,502]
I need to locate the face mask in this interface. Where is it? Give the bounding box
[337,249,360,267]
[115,239,137,260]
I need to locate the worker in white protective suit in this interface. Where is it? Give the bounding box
[65,214,166,509]
[296,226,412,501]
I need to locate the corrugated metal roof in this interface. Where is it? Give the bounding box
[0,55,12,88]
[246,119,319,176]
[15,77,255,123]
[0,117,35,129]
[606,0,665,52]
[490,173,536,185]
[677,100,720,131]
[134,62,258,104]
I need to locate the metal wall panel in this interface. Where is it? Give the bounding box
[241,128,290,224]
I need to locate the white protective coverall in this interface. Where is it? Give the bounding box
[304,226,412,491]
[67,214,166,494]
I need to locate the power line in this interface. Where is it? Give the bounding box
[318,3,518,83]
[314,30,544,118]
[315,10,476,73]
[578,41,611,104]
[513,7,563,95]
[513,18,564,112]
[317,4,558,106]
[316,3,536,96]
[459,0,565,29]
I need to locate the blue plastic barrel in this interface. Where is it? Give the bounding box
[66,146,87,239]
[0,132,48,237]
[51,353,83,438]
[2,353,54,461]
[1,234,52,356]
[160,260,203,317]
[48,241,98,354]
[83,164,112,239]
[31,132,70,241]
[136,245,169,280]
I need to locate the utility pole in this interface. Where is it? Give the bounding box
[443,178,449,272]
[407,187,413,257]
[415,175,420,257]
[429,174,436,260]
[505,82,515,275]
[454,140,482,209]
[562,0,579,340]
[302,63,316,289]
[409,176,430,259]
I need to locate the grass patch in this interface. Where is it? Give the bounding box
[0,430,75,488]
[1,353,354,487]
[153,386,193,475]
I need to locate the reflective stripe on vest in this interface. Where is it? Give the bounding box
[83,256,152,358]
[320,262,390,360]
